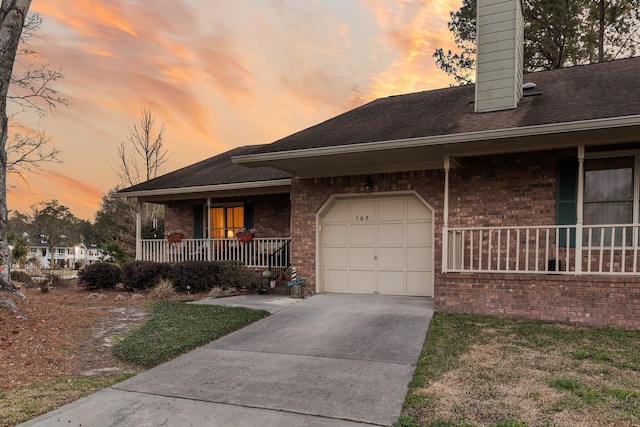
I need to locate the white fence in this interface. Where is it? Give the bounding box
[447,224,640,275]
[140,237,291,269]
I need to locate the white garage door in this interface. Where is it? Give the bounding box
[321,195,433,296]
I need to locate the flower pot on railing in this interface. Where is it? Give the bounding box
[166,234,183,243]
[236,232,254,242]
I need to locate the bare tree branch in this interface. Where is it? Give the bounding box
[8,64,68,116]
[5,125,61,182]
[114,105,171,188]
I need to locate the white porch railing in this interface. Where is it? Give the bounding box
[140,237,291,269]
[447,224,640,275]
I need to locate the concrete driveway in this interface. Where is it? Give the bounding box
[21,294,434,427]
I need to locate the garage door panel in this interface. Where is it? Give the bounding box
[378,223,404,244]
[350,224,375,245]
[350,200,375,220]
[323,247,347,268]
[406,271,432,296]
[377,199,405,221]
[350,270,375,292]
[324,270,348,292]
[407,198,431,220]
[324,201,348,222]
[324,224,348,245]
[378,247,405,269]
[407,223,432,244]
[377,271,405,294]
[350,247,375,268]
[407,247,433,269]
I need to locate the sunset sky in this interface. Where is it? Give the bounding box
[8,0,461,221]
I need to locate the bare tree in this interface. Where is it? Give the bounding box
[1,0,32,295]
[112,106,170,248]
[115,106,171,188]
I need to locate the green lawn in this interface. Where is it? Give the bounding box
[113,301,269,367]
[398,313,640,427]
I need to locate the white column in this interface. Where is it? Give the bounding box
[207,198,212,261]
[442,156,450,273]
[575,146,584,274]
[136,200,142,261]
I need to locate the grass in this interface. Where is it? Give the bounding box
[0,374,134,427]
[398,313,640,427]
[2,300,269,426]
[112,301,269,367]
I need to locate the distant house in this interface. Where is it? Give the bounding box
[118,0,640,329]
[27,242,103,269]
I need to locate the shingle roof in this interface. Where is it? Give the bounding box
[118,145,291,193]
[248,56,640,155]
[120,57,640,194]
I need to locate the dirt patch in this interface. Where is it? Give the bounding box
[0,284,206,391]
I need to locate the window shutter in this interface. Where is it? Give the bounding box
[193,206,204,239]
[557,157,578,246]
[243,203,254,228]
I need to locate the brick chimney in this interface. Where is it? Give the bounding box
[474,0,524,113]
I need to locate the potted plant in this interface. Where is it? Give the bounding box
[165,229,186,243]
[235,227,256,242]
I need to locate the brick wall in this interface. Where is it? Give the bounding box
[165,203,198,238]
[448,150,562,228]
[437,273,640,330]
[251,194,291,238]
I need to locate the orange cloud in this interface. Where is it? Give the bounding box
[360,0,462,97]
[32,1,138,38]
[39,171,104,219]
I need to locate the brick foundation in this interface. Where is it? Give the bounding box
[437,273,640,330]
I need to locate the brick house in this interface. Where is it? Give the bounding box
[118,0,640,329]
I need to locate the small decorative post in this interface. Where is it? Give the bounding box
[287,267,305,299]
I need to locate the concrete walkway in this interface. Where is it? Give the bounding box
[21,294,434,427]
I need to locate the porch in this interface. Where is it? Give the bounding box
[446,224,640,275]
[139,237,291,271]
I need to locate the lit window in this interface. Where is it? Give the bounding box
[210,206,244,239]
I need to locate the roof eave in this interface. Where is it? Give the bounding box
[115,178,292,200]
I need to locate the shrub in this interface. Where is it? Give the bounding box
[10,270,34,288]
[148,278,176,299]
[216,260,248,289]
[39,281,50,293]
[78,262,122,291]
[170,261,219,293]
[121,261,172,292]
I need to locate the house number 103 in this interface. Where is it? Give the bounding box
[355,216,370,221]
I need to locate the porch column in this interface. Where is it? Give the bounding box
[207,198,212,261]
[575,146,584,274]
[136,200,142,261]
[442,156,450,273]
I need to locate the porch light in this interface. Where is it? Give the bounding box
[364,176,374,193]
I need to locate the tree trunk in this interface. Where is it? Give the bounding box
[598,0,605,62]
[0,0,32,295]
